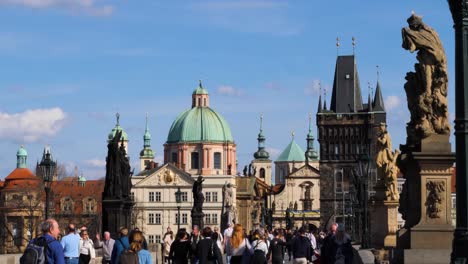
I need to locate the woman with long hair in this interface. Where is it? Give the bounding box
[78,230,95,264]
[169,229,191,264]
[129,231,153,264]
[226,224,252,264]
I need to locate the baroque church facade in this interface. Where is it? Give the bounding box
[129,83,237,244]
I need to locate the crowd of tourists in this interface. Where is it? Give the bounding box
[23,218,354,264]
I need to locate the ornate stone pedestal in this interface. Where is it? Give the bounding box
[398,135,455,263]
[191,211,205,229]
[370,183,399,250]
[102,199,134,239]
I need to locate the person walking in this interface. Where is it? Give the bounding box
[26,219,65,264]
[190,225,203,264]
[226,224,252,264]
[331,225,353,264]
[196,226,223,264]
[169,229,191,264]
[111,228,130,264]
[124,230,153,264]
[291,227,312,264]
[95,231,115,264]
[61,223,81,264]
[267,230,287,264]
[163,227,174,263]
[79,230,96,264]
[223,224,233,264]
[250,229,269,264]
[320,223,338,264]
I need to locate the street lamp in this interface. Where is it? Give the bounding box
[358,153,370,249]
[175,187,182,231]
[39,151,56,220]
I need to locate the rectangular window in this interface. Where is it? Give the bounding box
[212,192,218,202]
[155,192,161,202]
[149,235,155,244]
[156,235,161,244]
[172,152,178,164]
[214,152,221,169]
[175,213,180,224]
[335,170,343,194]
[182,213,188,224]
[206,192,211,202]
[148,213,155,224]
[155,213,161,224]
[191,152,199,169]
[130,192,135,201]
[212,213,218,224]
[181,192,188,202]
[205,214,211,224]
[149,192,155,202]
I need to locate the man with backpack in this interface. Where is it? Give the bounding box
[111,227,130,264]
[21,218,65,264]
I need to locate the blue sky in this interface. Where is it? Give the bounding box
[0,1,456,179]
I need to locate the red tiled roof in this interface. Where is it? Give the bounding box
[0,181,4,188]
[2,168,41,190]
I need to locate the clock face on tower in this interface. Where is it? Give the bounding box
[164,170,174,183]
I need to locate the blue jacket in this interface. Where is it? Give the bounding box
[111,236,130,264]
[30,234,65,264]
[138,249,153,264]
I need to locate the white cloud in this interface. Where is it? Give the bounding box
[216,85,243,96]
[0,107,67,143]
[83,159,106,168]
[385,95,403,111]
[0,0,114,16]
[265,82,282,91]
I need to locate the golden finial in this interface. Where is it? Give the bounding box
[260,113,264,131]
[116,112,120,125]
[336,36,340,56]
[291,130,295,139]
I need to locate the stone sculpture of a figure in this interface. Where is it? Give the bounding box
[376,123,400,200]
[192,176,205,213]
[104,130,124,199]
[402,12,450,141]
[223,182,235,224]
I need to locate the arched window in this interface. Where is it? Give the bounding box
[83,197,96,214]
[214,152,221,169]
[198,98,201,106]
[61,197,73,213]
[191,152,199,169]
[204,98,207,106]
[260,168,266,178]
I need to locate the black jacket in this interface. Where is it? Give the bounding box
[169,239,191,264]
[291,235,312,260]
[196,238,223,264]
[267,238,287,262]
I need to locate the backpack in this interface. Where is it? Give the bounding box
[207,240,216,260]
[120,250,139,264]
[250,241,267,264]
[20,237,51,264]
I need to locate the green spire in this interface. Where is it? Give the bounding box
[305,114,319,161]
[254,114,269,160]
[140,113,155,159]
[16,145,28,168]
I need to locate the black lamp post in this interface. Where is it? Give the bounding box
[40,151,56,220]
[358,153,370,249]
[448,1,468,262]
[175,187,182,231]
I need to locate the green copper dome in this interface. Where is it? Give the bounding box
[167,107,233,143]
[276,138,305,162]
[17,146,28,157]
[193,81,208,95]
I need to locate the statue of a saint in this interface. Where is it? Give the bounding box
[375,123,400,200]
[192,176,205,213]
[402,12,450,140]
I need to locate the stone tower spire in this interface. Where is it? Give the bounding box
[254,114,270,160]
[305,113,319,163]
[140,113,155,171]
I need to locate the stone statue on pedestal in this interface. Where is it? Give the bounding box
[221,182,236,230]
[191,176,205,228]
[402,12,450,144]
[376,123,400,201]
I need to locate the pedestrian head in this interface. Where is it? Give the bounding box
[120,227,129,237]
[213,226,219,233]
[329,223,338,234]
[176,229,187,241]
[81,230,89,239]
[231,224,245,249]
[130,231,144,252]
[202,226,213,238]
[41,219,60,239]
[104,231,111,240]
[67,223,76,234]
[167,227,171,233]
[192,225,200,236]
